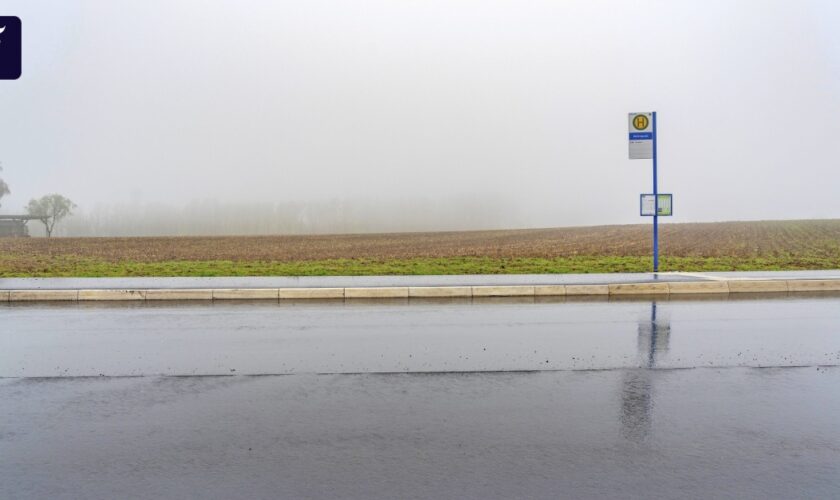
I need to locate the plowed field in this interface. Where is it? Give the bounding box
[2,219,839,276]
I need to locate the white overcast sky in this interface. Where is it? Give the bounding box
[1,0,839,227]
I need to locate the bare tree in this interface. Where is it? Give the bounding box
[0,164,9,209]
[26,194,76,237]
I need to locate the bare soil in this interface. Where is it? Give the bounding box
[2,219,839,262]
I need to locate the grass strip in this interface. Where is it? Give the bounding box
[2,255,840,277]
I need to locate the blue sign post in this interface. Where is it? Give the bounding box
[629,112,668,273]
[652,111,658,273]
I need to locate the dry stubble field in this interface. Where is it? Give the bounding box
[1,219,840,276]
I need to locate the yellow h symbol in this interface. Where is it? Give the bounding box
[633,115,649,130]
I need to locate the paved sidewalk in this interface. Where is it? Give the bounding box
[1,270,839,290]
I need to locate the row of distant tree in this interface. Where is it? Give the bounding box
[0,164,76,237]
[58,197,519,237]
[1,164,518,237]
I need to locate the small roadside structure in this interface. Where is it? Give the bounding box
[0,215,46,237]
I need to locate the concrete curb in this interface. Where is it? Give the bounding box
[212,289,278,300]
[145,289,214,301]
[9,290,79,301]
[472,285,535,297]
[345,287,409,299]
[609,283,669,295]
[667,281,730,294]
[2,279,840,302]
[278,288,344,299]
[409,286,472,298]
[78,289,146,301]
[727,281,788,293]
[565,285,609,295]
[787,279,840,292]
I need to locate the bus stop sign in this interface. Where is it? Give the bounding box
[628,112,653,159]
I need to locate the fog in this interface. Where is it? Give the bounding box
[1,0,839,236]
[56,197,521,237]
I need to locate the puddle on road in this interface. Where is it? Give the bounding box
[1,294,840,377]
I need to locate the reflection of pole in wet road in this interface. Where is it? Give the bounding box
[637,301,671,369]
[620,370,653,442]
[621,301,671,442]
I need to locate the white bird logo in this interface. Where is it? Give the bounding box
[0,26,5,34]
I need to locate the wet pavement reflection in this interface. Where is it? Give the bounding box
[2,367,839,499]
[2,295,840,498]
[621,302,669,443]
[3,293,840,377]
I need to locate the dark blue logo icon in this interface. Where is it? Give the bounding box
[0,16,21,80]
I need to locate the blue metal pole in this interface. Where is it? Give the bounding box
[652,111,658,273]
[649,301,658,368]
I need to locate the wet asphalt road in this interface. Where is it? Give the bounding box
[2,294,840,499]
